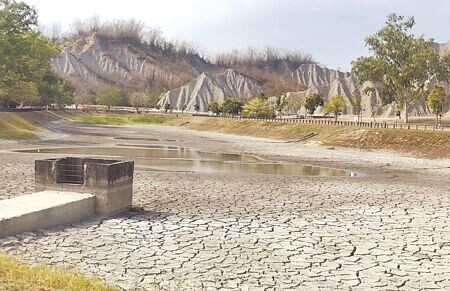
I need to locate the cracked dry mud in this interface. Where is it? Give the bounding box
[0,122,449,290]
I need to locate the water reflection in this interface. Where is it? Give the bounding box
[16,147,354,177]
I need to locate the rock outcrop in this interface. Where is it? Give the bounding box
[53,33,219,90]
[287,48,450,117]
[291,64,351,89]
[287,64,367,115]
[157,69,262,111]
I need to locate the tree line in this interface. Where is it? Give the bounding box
[0,0,74,108]
[203,93,347,121]
[77,85,164,113]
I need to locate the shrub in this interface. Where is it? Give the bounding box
[242,98,275,119]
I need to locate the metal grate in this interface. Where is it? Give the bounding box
[57,163,84,185]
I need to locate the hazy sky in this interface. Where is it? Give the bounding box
[27,0,450,71]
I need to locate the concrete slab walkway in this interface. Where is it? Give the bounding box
[0,191,94,238]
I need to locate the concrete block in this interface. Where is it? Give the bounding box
[0,191,95,238]
[35,158,134,215]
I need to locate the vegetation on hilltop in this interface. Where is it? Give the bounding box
[44,16,317,98]
[216,47,315,96]
[64,17,209,60]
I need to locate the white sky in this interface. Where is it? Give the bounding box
[26,0,450,71]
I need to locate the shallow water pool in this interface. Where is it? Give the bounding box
[16,147,354,177]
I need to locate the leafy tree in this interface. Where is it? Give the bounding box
[75,88,96,109]
[222,99,244,115]
[286,97,304,115]
[427,86,448,127]
[0,0,61,106]
[242,98,275,119]
[38,72,74,108]
[304,93,323,117]
[207,101,222,116]
[96,86,121,111]
[58,78,75,108]
[352,90,362,122]
[194,104,200,113]
[352,14,449,123]
[274,94,287,115]
[129,92,146,113]
[324,95,346,121]
[143,90,164,109]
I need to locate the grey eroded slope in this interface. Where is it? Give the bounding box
[158,69,262,111]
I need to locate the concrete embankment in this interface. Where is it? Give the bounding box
[0,191,95,238]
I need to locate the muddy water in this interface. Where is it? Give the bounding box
[16,147,354,177]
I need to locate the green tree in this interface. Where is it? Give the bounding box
[38,72,74,108]
[286,97,304,115]
[304,93,323,117]
[427,86,448,128]
[143,90,164,109]
[207,101,222,116]
[222,99,243,115]
[58,78,75,108]
[274,94,287,115]
[96,86,121,111]
[352,90,362,122]
[129,92,146,113]
[0,0,61,106]
[75,88,96,109]
[352,14,449,123]
[324,95,346,121]
[242,98,275,119]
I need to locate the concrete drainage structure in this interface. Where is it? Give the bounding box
[0,157,134,238]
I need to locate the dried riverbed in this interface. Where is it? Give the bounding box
[0,120,449,290]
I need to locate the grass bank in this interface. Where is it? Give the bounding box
[76,113,172,125]
[0,253,117,291]
[182,117,450,158]
[0,113,39,140]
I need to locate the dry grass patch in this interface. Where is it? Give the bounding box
[0,253,117,291]
[75,113,173,125]
[0,113,39,140]
[183,117,450,158]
